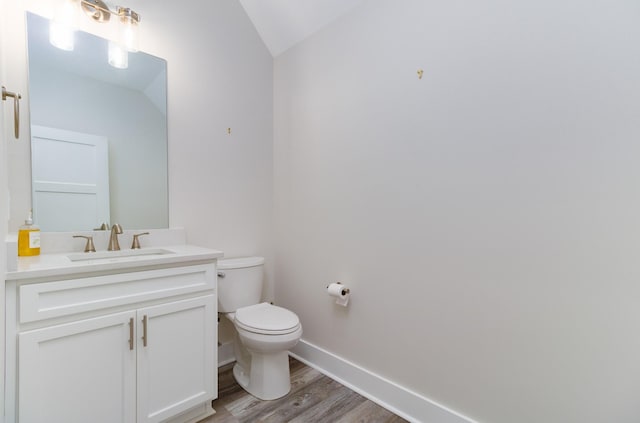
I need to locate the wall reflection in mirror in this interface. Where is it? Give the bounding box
[26,12,168,232]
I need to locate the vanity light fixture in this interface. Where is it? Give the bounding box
[49,0,141,69]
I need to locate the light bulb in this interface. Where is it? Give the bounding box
[50,21,75,51]
[108,41,128,69]
[50,0,78,51]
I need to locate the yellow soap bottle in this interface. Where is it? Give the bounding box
[18,211,40,257]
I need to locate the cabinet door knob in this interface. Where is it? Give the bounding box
[142,315,148,347]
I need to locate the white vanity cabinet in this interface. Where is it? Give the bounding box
[5,251,220,423]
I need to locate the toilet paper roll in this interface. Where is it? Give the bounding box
[327,282,350,307]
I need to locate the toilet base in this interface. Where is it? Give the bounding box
[224,309,302,402]
[232,350,292,400]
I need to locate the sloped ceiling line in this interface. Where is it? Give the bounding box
[238,0,367,57]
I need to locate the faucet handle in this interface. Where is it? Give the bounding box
[93,222,110,231]
[73,235,96,253]
[131,232,150,249]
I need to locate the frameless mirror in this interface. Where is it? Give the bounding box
[26,12,168,232]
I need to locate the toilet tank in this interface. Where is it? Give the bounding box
[217,256,265,313]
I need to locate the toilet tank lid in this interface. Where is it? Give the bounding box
[218,256,265,270]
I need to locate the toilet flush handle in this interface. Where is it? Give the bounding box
[217,271,226,278]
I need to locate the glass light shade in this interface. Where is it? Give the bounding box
[49,0,78,51]
[119,9,139,52]
[108,41,128,69]
[121,18,139,52]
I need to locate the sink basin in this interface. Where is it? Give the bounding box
[67,248,174,262]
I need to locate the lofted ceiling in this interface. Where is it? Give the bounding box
[238,0,366,57]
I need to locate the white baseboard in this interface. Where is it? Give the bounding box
[218,341,235,367]
[290,340,477,423]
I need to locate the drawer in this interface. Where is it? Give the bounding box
[19,264,216,323]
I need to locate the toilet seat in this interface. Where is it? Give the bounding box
[235,302,300,335]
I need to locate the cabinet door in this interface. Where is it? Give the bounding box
[18,311,137,423]
[137,295,216,423]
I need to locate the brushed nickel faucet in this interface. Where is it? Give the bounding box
[107,223,123,251]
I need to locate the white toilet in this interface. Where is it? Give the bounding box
[217,256,302,400]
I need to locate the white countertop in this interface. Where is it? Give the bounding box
[6,245,224,281]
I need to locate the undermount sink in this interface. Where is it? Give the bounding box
[67,248,174,262]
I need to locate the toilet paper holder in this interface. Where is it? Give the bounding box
[326,281,350,296]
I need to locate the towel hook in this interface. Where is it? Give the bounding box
[2,86,21,139]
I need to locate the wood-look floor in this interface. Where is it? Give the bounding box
[198,358,408,423]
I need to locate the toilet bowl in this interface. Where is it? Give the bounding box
[218,257,302,400]
[226,303,302,400]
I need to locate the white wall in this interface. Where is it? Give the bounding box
[144,0,275,337]
[146,0,275,300]
[151,0,274,259]
[274,1,640,422]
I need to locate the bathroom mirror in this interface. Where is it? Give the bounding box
[25,12,168,231]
